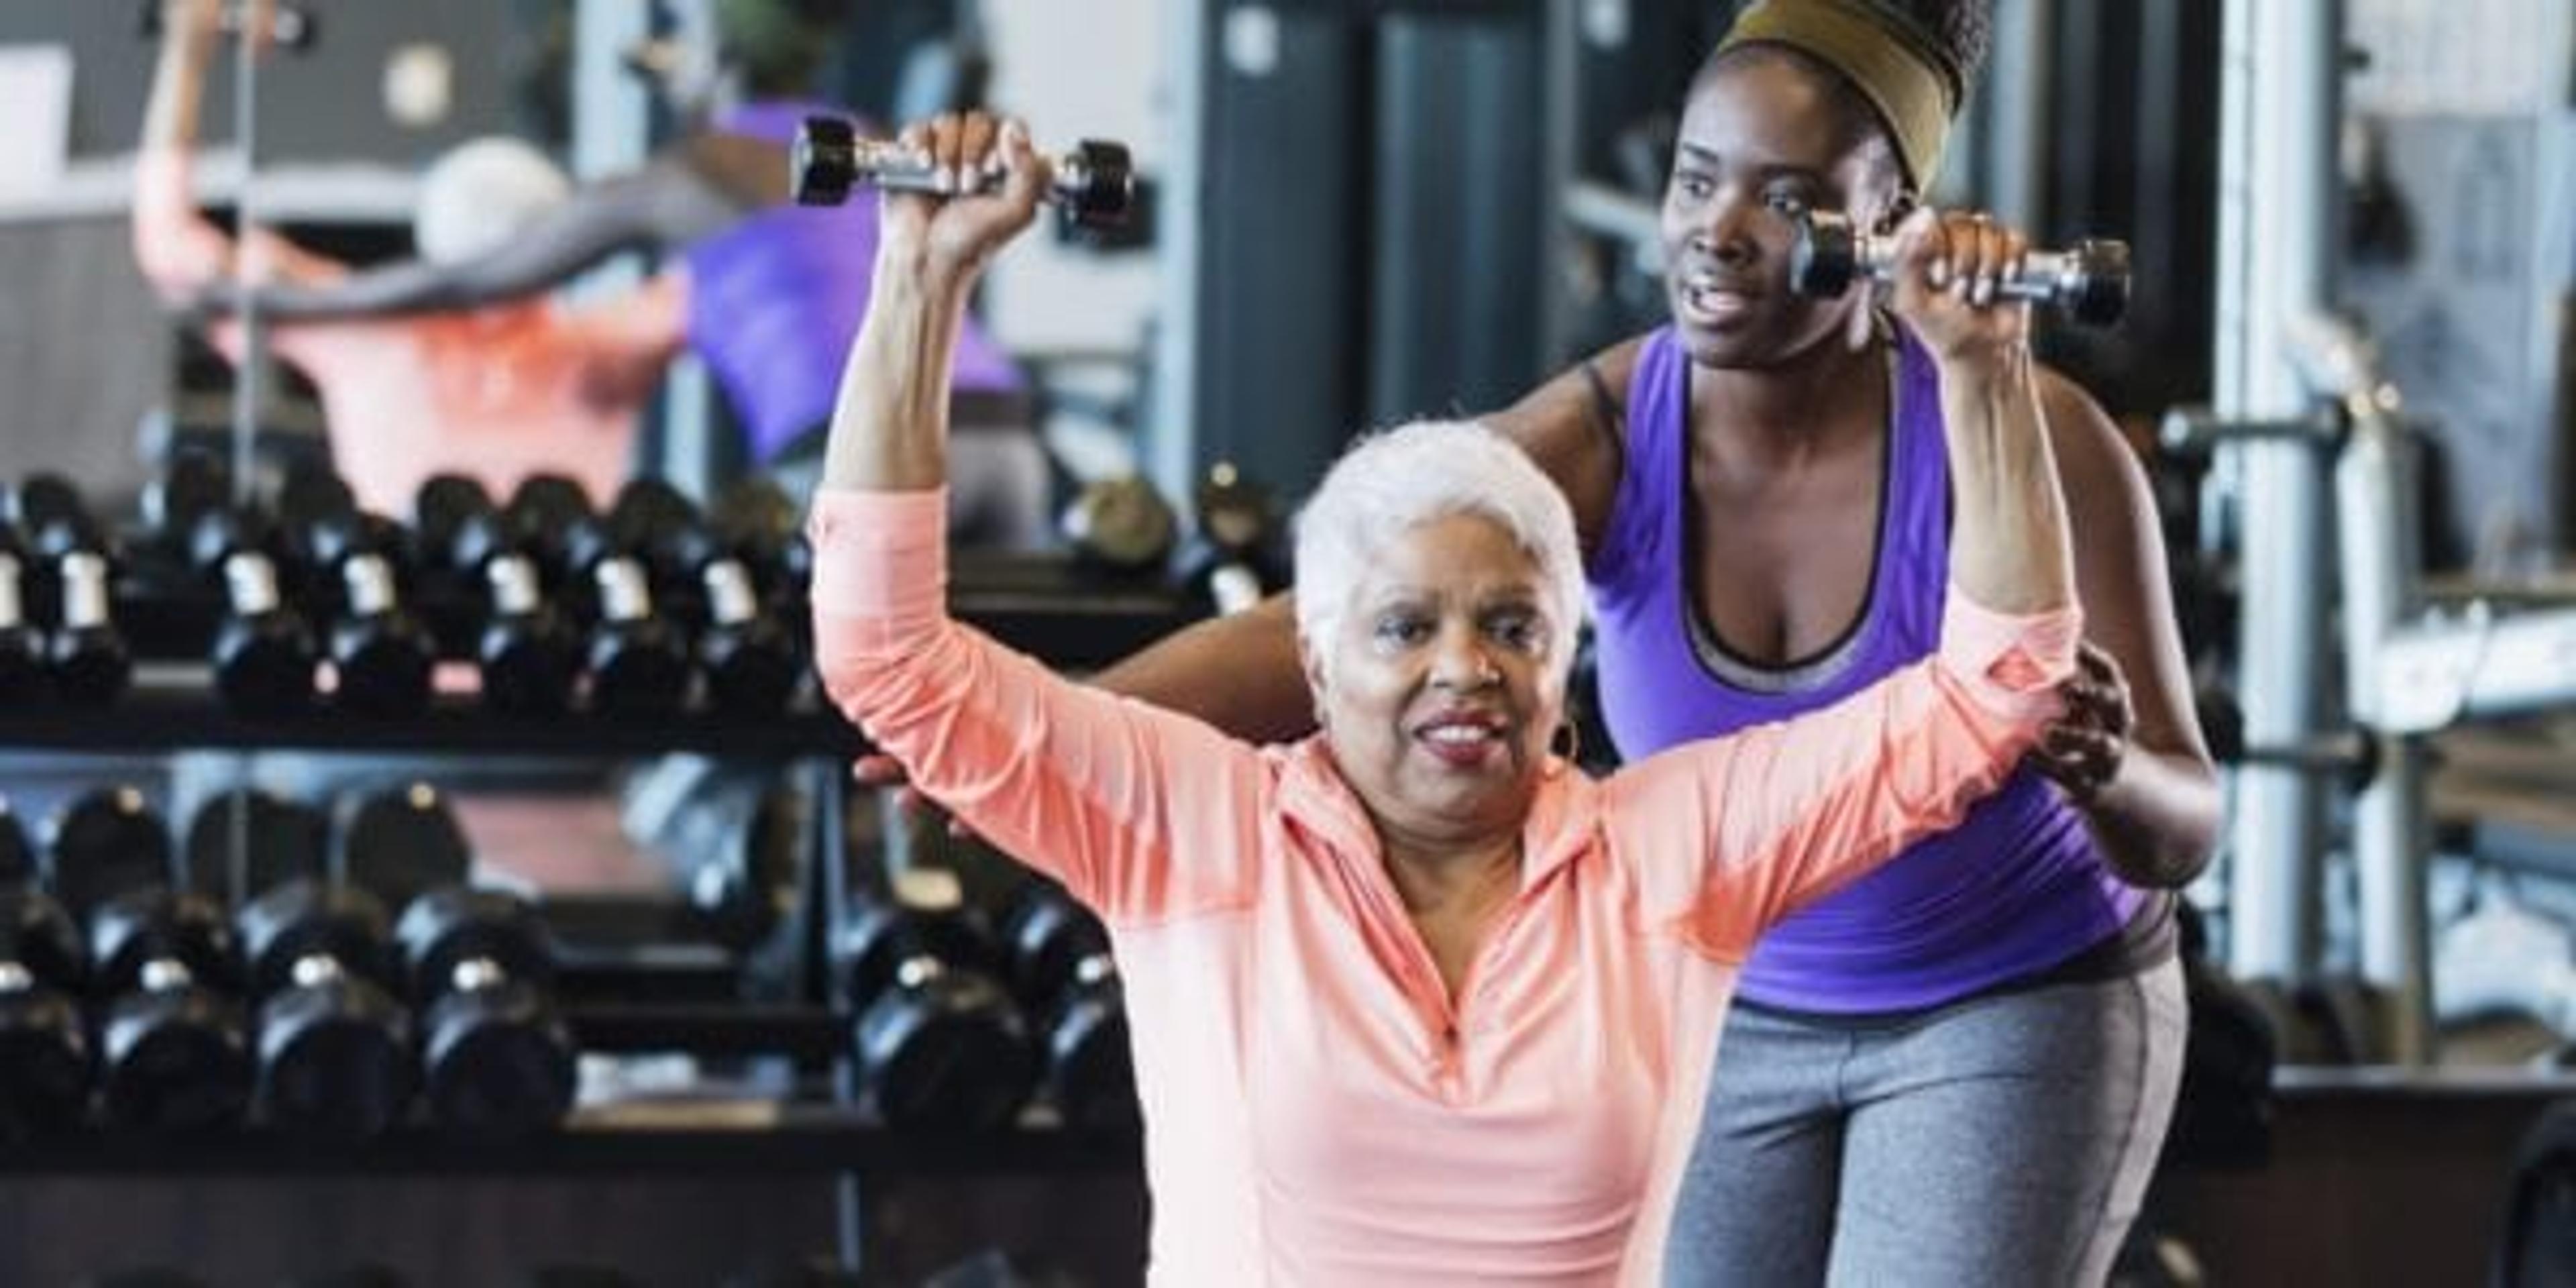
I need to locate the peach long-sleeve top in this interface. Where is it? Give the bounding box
[131,150,672,515]
[811,488,2080,1286]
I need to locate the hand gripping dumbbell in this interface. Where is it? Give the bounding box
[303,506,437,718]
[839,869,1036,1130]
[562,492,693,718]
[235,878,415,1140]
[182,503,319,716]
[86,886,254,1132]
[790,115,1135,231]
[1178,462,1285,619]
[415,475,582,716]
[394,887,576,1136]
[0,843,91,1140]
[1788,209,2131,327]
[1001,881,1136,1131]
[614,479,802,718]
[7,475,132,707]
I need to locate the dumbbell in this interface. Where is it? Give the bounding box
[235,877,415,1139]
[138,0,319,50]
[708,477,813,648]
[85,887,253,1132]
[7,475,132,707]
[1061,475,1178,580]
[338,781,573,1134]
[1001,881,1136,1131]
[790,115,1135,231]
[172,496,317,716]
[49,786,252,1133]
[0,522,41,702]
[1789,209,2131,327]
[395,887,576,1135]
[502,473,596,595]
[416,476,583,716]
[615,480,801,717]
[1178,462,1283,619]
[303,506,437,718]
[839,869,1035,1130]
[0,817,91,1139]
[562,490,692,718]
[182,786,329,909]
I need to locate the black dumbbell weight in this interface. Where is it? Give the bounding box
[563,496,692,718]
[709,476,813,651]
[621,481,801,717]
[502,473,596,596]
[304,507,437,718]
[1178,462,1284,619]
[0,522,42,701]
[85,887,252,1132]
[0,879,91,1140]
[335,782,476,920]
[1002,881,1136,1131]
[417,476,583,716]
[395,887,576,1136]
[235,878,415,1140]
[839,869,1034,1130]
[45,786,177,932]
[48,788,251,1132]
[7,476,132,706]
[183,504,318,715]
[181,786,329,909]
[1789,209,2131,327]
[790,115,1135,231]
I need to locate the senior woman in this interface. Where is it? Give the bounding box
[811,111,2082,1284]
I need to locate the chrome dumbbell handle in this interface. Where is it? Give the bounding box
[790,116,1135,229]
[1790,210,2131,327]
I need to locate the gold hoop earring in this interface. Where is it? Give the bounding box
[1550,720,1582,764]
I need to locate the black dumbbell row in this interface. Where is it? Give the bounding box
[0,782,576,1141]
[4,462,819,720]
[835,869,1136,1133]
[7,455,1292,720]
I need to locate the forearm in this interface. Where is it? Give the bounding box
[134,16,228,290]
[2080,747,2221,889]
[1939,347,2075,616]
[822,248,973,493]
[1088,594,1317,743]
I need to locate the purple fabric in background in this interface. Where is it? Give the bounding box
[686,101,1024,463]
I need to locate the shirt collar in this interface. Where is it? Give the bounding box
[1272,737,1602,893]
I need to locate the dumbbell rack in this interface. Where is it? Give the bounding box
[0,545,1175,1275]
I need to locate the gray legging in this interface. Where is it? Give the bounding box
[1663,960,2186,1287]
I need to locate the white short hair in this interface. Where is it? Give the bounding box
[1292,419,1586,682]
[413,136,572,266]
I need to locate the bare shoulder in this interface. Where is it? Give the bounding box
[1487,335,1649,554]
[2034,364,2149,508]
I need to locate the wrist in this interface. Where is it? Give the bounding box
[875,237,983,299]
[1934,343,2033,396]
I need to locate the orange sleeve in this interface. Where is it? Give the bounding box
[808,488,1269,921]
[1609,590,2081,960]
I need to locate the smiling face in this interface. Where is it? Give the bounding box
[1660,50,1906,369]
[1305,513,1567,851]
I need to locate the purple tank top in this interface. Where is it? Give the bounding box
[1588,325,2143,1012]
[686,101,1024,463]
